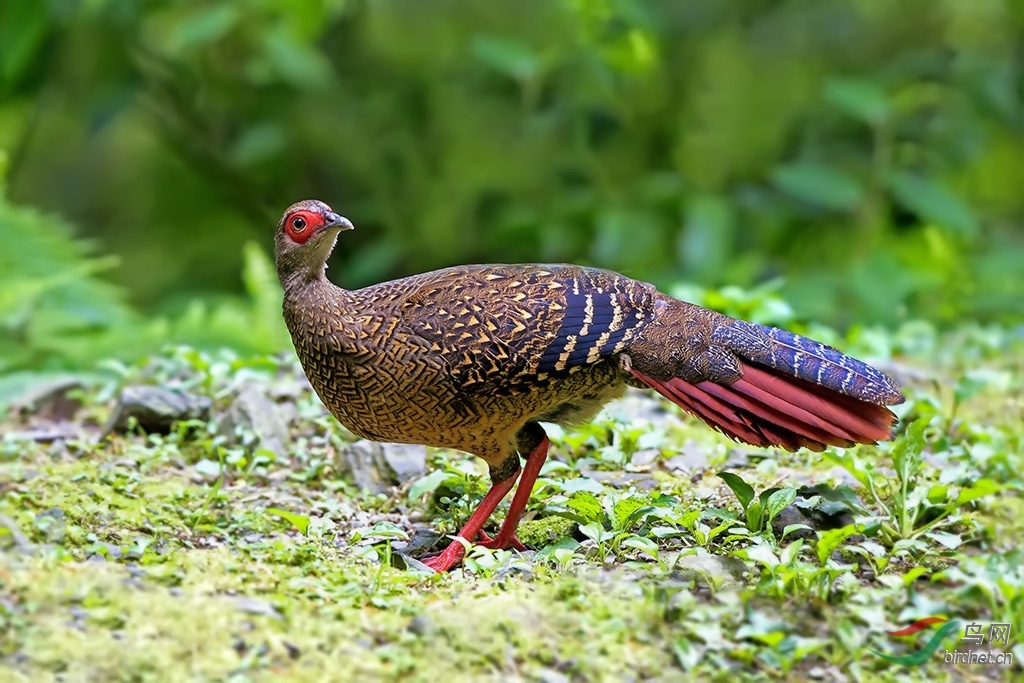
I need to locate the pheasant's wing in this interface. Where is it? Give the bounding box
[393,264,658,396]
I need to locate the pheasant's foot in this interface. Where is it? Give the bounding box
[419,538,469,573]
[476,529,527,552]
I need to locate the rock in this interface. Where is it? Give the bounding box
[671,554,748,584]
[87,542,123,560]
[34,508,66,544]
[663,441,715,472]
[229,597,284,620]
[4,424,81,443]
[769,505,816,539]
[407,615,437,636]
[338,440,427,494]
[219,384,290,459]
[629,448,660,467]
[538,670,570,683]
[393,527,441,558]
[101,386,212,437]
[11,377,84,420]
[380,442,428,481]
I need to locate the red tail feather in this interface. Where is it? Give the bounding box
[631,364,897,452]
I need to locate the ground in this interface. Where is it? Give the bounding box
[1,322,1022,682]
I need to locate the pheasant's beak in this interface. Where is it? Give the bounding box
[322,212,354,233]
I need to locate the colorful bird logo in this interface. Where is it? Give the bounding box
[870,617,962,666]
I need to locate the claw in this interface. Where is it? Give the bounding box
[419,538,470,573]
[476,530,527,552]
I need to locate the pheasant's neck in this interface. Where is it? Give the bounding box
[278,260,330,295]
[281,269,350,307]
[275,233,343,294]
[281,274,357,351]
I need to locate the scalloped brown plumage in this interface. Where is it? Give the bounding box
[275,199,905,572]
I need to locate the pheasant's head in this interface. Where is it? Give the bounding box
[274,199,353,287]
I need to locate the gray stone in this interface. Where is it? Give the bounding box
[11,377,84,420]
[219,383,291,459]
[102,386,212,437]
[671,554,748,584]
[229,596,284,620]
[380,442,428,482]
[339,439,428,494]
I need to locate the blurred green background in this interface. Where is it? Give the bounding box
[2,0,1024,374]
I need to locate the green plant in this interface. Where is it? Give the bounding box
[825,417,1002,548]
[713,472,800,543]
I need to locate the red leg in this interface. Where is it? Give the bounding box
[475,435,550,552]
[419,472,519,572]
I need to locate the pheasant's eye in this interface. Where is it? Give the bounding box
[291,216,307,232]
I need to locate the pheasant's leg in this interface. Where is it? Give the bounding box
[476,429,550,552]
[419,469,520,573]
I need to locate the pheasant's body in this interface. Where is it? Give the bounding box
[285,264,653,473]
[275,200,904,572]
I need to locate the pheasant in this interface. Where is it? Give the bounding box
[275,199,904,572]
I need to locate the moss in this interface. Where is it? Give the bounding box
[517,516,578,548]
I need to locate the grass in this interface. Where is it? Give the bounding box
[1,321,1022,682]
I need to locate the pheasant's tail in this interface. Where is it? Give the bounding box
[632,320,904,452]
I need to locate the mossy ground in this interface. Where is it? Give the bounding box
[2,324,1022,682]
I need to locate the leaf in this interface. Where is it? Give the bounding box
[885,171,979,236]
[194,459,222,478]
[771,162,864,211]
[902,566,929,586]
[955,479,1002,506]
[926,484,949,505]
[407,469,453,500]
[471,36,541,81]
[925,530,963,550]
[892,417,930,487]
[612,497,648,532]
[717,472,755,512]
[567,492,604,524]
[856,540,887,558]
[620,535,659,559]
[824,78,889,125]
[558,477,605,494]
[263,28,334,89]
[765,488,796,524]
[745,500,764,533]
[265,507,310,535]
[578,521,614,543]
[364,521,409,541]
[743,543,780,568]
[815,525,858,565]
[534,537,581,560]
[168,6,239,53]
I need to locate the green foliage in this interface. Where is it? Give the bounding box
[824,417,1004,548]
[0,181,140,371]
[1,0,1023,347]
[716,472,798,541]
[0,179,290,377]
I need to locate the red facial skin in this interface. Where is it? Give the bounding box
[284,209,328,244]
